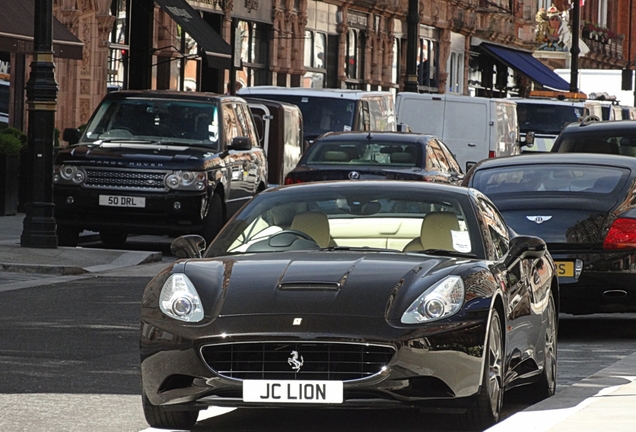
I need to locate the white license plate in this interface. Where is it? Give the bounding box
[243,380,343,403]
[98,195,146,208]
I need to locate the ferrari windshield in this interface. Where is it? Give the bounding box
[207,184,479,257]
[82,98,221,147]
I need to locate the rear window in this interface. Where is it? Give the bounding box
[472,165,627,194]
[306,140,421,167]
[555,133,636,157]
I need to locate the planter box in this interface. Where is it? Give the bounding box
[0,153,19,216]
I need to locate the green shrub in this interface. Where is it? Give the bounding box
[0,127,27,146]
[0,133,22,154]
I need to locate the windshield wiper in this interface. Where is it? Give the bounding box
[408,249,477,258]
[322,246,402,253]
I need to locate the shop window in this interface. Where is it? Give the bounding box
[237,21,269,87]
[448,52,464,94]
[345,28,365,88]
[417,37,438,90]
[391,38,400,88]
[303,31,327,88]
[107,0,128,89]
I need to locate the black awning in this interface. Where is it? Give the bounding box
[479,43,570,92]
[155,0,231,69]
[0,0,83,59]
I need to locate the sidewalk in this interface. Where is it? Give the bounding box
[489,351,636,432]
[0,213,162,275]
[1,214,636,431]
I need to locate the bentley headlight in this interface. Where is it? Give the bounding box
[401,276,465,324]
[165,171,206,191]
[159,273,204,322]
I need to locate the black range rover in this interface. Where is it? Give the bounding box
[55,90,267,247]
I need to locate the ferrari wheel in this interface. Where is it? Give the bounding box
[141,386,199,430]
[461,309,503,431]
[200,193,225,244]
[529,292,558,401]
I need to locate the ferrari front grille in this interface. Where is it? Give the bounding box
[84,168,168,191]
[200,342,395,381]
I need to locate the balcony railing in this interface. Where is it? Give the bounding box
[582,34,624,60]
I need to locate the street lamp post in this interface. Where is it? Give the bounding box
[403,0,419,92]
[20,0,58,248]
[569,0,581,93]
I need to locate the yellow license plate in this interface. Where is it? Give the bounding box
[555,261,574,277]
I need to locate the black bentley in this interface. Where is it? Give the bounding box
[140,181,558,430]
[464,152,636,315]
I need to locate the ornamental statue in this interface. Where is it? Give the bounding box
[535,4,571,51]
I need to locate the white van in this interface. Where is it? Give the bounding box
[238,86,396,144]
[395,93,520,171]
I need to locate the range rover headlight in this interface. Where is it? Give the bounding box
[166,171,206,191]
[60,165,78,181]
[55,165,86,185]
[401,276,465,324]
[159,273,204,322]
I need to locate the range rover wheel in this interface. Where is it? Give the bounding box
[57,226,79,247]
[461,309,504,430]
[200,193,224,244]
[99,231,128,248]
[141,386,198,430]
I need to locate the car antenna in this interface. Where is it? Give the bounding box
[366,132,372,141]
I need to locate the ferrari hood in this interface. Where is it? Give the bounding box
[183,251,463,319]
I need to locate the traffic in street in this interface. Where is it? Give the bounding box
[1,236,636,432]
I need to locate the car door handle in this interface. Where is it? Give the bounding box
[467,143,476,147]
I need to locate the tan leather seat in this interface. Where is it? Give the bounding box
[403,212,460,252]
[291,211,332,248]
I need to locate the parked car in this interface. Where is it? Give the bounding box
[395,93,521,172]
[140,180,559,431]
[56,90,268,247]
[238,86,396,144]
[243,97,304,187]
[463,153,636,315]
[283,131,463,185]
[551,118,636,156]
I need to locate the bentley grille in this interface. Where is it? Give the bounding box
[84,168,168,191]
[200,342,395,381]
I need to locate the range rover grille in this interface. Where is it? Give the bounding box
[84,168,168,191]
[200,342,395,381]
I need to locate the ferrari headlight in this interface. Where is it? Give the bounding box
[159,273,204,322]
[401,276,465,324]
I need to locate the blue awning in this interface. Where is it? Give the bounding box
[479,43,570,92]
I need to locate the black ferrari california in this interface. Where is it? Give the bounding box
[140,181,559,430]
[464,153,636,315]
